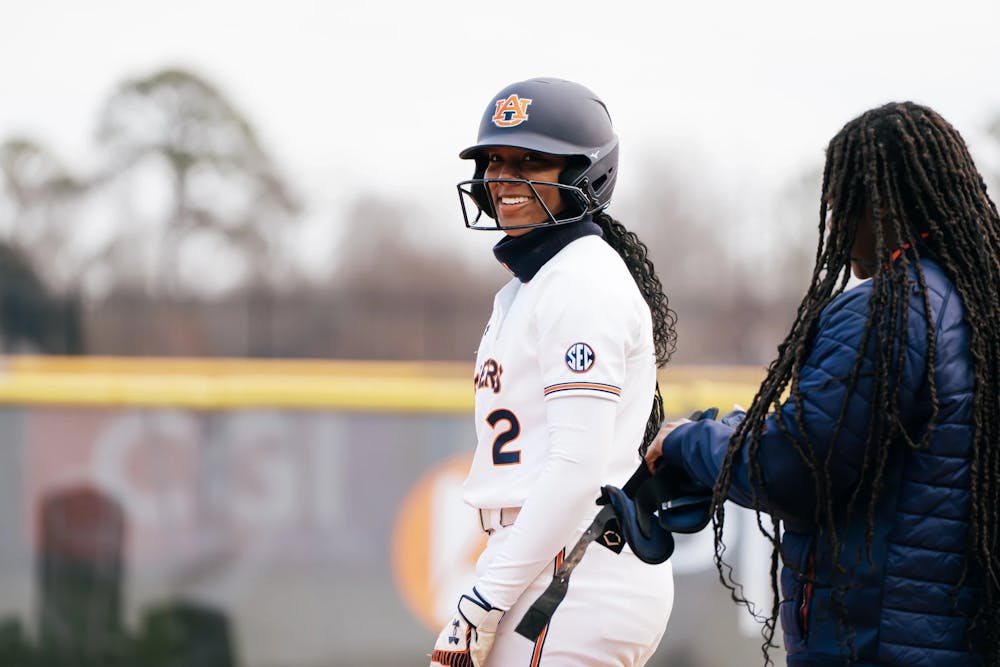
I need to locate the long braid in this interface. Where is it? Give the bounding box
[708,128,856,660]
[711,102,1000,664]
[593,211,677,454]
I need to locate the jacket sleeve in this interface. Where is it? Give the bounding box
[662,288,878,523]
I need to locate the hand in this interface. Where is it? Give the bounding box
[644,405,746,474]
[429,588,504,667]
[644,418,690,473]
[721,404,747,429]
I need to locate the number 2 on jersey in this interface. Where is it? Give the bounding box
[487,409,521,465]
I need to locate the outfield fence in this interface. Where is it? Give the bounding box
[0,356,780,667]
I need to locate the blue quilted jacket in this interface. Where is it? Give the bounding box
[662,258,982,665]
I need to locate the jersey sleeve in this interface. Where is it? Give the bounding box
[534,269,639,403]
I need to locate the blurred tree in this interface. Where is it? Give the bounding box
[327,193,500,360]
[0,241,84,353]
[0,137,91,292]
[95,68,300,297]
[769,165,824,297]
[625,153,732,290]
[624,154,755,364]
[622,152,820,365]
[0,139,87,353]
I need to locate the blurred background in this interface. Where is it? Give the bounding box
[1,0,999,665]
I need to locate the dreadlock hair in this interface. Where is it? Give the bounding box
[593,210,678,454]
[711,101,1000,663]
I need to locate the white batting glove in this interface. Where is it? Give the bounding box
[429,588,504,667]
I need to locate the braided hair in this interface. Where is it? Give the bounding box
[593,211,678,453]
[712,102,1000,663]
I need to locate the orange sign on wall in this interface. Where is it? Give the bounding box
[390,453,487,631]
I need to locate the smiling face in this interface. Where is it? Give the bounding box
[482,147,567,236]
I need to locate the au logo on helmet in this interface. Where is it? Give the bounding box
[492,94,532,127]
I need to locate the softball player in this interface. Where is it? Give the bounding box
[430,78,676,667]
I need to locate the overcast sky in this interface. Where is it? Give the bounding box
[3,0,1000,265]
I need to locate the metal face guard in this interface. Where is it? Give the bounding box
[456,178,591,231]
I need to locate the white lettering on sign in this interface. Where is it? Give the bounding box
[89,412,349,533]
[92,412,197,524]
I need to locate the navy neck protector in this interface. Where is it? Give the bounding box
[492,214,602,283]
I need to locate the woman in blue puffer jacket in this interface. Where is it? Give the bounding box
[646,102,1000,665]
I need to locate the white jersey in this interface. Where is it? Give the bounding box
[464,233,656,512]
[459,232,673,666]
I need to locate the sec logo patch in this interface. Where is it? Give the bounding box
[565,342,595,373]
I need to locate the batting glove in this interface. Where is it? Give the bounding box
[429,588,504,667]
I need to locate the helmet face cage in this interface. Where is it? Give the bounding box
[457,78,619,232]
[457,178,592,231]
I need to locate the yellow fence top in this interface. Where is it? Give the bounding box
[0,356,764,416]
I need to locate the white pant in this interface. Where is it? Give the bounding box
[478,524,675,666]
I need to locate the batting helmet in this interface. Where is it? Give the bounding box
[457,77,619,230]
[601,482,712,565]
[599,408,730,564]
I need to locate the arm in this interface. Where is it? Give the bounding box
[475,394,615,609]
[430,395,614,667]
[661,291,878,523]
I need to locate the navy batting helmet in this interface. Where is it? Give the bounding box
[457,78,619,230]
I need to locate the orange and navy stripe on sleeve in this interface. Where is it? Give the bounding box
[543,382,622,398]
